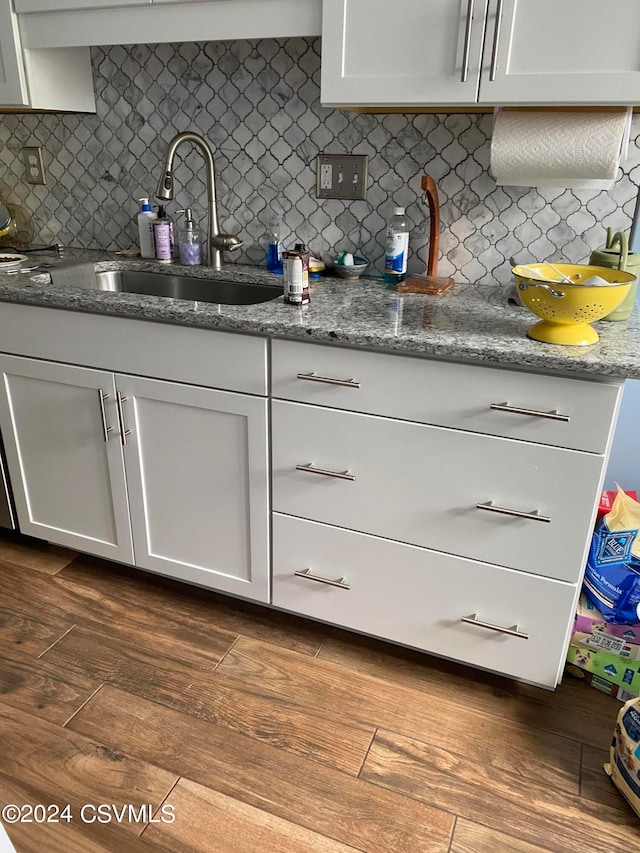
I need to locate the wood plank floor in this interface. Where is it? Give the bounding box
[0,530,637,852]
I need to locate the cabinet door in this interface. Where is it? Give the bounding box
[116,375,270,602]
[0,3,95,110]
[321,0,488,106]
[480,0,640,104]
[0,356,133,562]
[0,3,29,105]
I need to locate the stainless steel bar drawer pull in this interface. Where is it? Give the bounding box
[476,500,551,523]
[461,613,529,640]
[115,392,132,446]
[97,390,113,442]
[490,402,570,422]
[294,568,351,590]
[296,372,360,389]
[489,0,504,81]
[295,463,356,481]
[460,0,475,83]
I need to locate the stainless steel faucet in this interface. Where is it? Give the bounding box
[156,131,243,270]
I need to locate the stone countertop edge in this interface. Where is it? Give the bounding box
[0,248,639,382]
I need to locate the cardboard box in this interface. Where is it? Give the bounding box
[566,643,640,694]
[574,591,640,645]
[564,664,639,702]
[572,631,640,661]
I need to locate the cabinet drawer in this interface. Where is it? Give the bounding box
[273,514,576,688]
[272,401,604,583]
[0,304,267,395]
[271,339,621,453]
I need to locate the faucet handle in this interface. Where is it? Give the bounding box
[212,233,243,252]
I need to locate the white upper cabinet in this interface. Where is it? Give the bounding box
[322,0,640,107]
[17,0,322,49]
[0,1,96,110]
[0,1,28,105]
[321,0,489,107]
[15,1,150,11]
[481,0,640,105]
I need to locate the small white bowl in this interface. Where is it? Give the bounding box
[333,256,369,280]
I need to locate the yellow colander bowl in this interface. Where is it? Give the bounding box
[513,263,636,346]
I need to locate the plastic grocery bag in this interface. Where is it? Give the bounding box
[605,695,640,818]
[583,486,640,624]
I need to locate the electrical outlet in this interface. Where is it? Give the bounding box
[316,154,368,200]
[22,146,46,185]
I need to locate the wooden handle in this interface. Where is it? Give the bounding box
[421,174,440,278]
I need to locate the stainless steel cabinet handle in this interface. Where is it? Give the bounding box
[296,372,360,389]
[97,389,113,442]
[295,463,356,481]
[294,568,351,590]
[115,392,132,446]
[476,500,551,523]
[461,613,529,639]
[461,0,475,83]
[490,402,570,422]
[490,0,504,81]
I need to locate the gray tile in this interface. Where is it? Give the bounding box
[1,39,638,282]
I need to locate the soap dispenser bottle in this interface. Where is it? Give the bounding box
[177,208,202,266]
[137,197,156,258]
[153,204,174,262]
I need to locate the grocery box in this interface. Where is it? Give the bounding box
[564,664,640,702]
[566,643,640,693]
[572,630,640,661]
[597,489,638,519]
[573,591,640,645]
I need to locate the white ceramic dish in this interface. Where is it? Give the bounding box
[0,253,28,271]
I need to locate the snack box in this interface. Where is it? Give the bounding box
[597,489,638,519]
[572,631,640,661]
[574,591,640,645]
[566,643,640,693]
[564,664,640,703]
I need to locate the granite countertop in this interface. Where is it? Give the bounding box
[1,247,639,381]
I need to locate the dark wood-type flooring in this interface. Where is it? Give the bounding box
[0,531,638,852]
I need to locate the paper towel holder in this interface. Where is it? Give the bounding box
[490,106,633,190]
[492,104,632,153]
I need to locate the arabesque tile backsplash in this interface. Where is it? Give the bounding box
[0,37,639,285]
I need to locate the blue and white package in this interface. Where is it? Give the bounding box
[583,487,640,624]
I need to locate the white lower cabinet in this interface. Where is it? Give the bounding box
[273,514,576,688]
[0,356,133,562]
[0,304,620,688]
[271,400,604,583]
[270,338,619,688]
[0,353,270,602]
[117,374,269,601]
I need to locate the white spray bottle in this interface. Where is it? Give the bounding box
[137,197,157,258]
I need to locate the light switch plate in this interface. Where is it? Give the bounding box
[22,146,46,185]
[316,154,368,200]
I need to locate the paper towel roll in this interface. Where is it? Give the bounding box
[490,110,628,190]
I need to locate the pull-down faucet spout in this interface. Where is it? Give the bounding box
[156,131,243,271]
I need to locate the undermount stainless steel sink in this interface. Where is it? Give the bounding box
[92,269,283,305]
